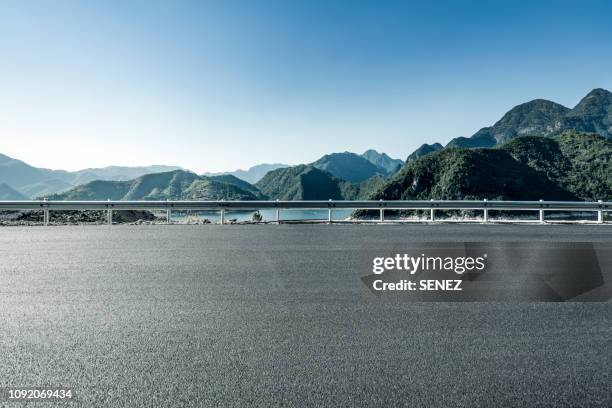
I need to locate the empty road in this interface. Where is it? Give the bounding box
[0,224,611,407]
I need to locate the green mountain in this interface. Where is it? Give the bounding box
[311,152,385,182]
[255,165,382,200]
[407,143,443,161]
[0,183,28,200]
[48,170,261,201]
[256,165,343,200]
[206,174,265,198]
[361,150,404,175]
[340,175,387,200]
[502,131,611,201]
[447,99,570,148]
[446,88,611,149]
[560,88,612,138]
[369,131,610,202]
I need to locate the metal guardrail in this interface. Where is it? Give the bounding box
[0,199,609,225]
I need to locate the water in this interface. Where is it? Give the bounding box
[168,209,354,223]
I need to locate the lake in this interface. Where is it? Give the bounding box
[168,209,355,223]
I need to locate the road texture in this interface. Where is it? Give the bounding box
[0,224,611,407]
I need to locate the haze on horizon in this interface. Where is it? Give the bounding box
[1,0,611,174]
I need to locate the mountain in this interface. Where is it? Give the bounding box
[48,170,261,201]
[407,143,443,161]
[206,174,266,198]
[446,88,612,149]
[559,88,612,138]
[0,154,71,196]
[310,152,385,182]
[0,183,28,200]
[204,163,288,184]
[19,179,74,198]
[361,150,404,175]
[256,165,344,200]
[255,165,384,200]
[0,153,184,198]
[447,99,570,148]
[70,165,183,185]
[501,131,611,201]
[367,131,610,203]
[340,175,387,200]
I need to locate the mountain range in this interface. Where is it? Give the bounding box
[1,88,610,205]
[0,153,182,198]
[443,88,612,150]
[50,149,401,202]
[205,150,402,185]
[48,171,263,201]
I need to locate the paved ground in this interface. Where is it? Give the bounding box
[0,224,611,407]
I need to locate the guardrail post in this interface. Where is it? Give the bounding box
[539,199,545,223]
[598,200,604,224]
[43,197,49,226]
[328,199,333,224]
[275,199,280,224]
[379,199,384,222]
[483,199,489,223]
[220,208,225,225]
[107,199,112,225]
[430,199,435,222]
[166,202,171,224]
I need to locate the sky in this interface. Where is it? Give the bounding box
[1,0,611,173]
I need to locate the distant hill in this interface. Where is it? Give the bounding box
[0,153,184,198]
[204,163,288,184]
[361,150,404,175]
[310,152,385,182]
[407,143,443,161]
[0,154,71,197]
[0,183,28,200]
[368,131,610,203]
[70,165,183,185]
[446,88,611,149]
[48,170,261,201]
[18,179,74,198]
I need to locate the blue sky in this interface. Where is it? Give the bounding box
[1,0,611,173]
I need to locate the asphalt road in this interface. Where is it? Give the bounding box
[0,224,611,407]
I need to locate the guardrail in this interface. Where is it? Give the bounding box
[0,199,610,225]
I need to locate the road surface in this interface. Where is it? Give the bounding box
[0,224,611,407]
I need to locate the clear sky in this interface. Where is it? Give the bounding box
[1,0,611,173]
